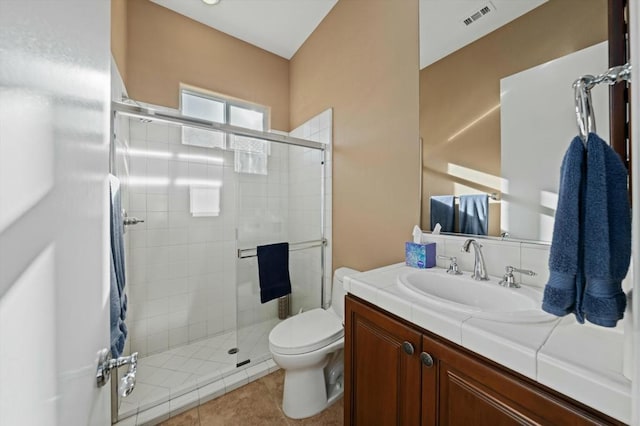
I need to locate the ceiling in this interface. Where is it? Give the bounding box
[149,0,339,59]
[420,0,548,68]
[150,0,547,68]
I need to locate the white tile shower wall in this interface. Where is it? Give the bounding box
[126,119,242,357]
[288,109,332,312]
[428,233,550,288]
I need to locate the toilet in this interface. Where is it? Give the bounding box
[268,267,359,419]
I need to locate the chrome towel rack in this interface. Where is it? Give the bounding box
[454,193,499,201]
[237,238,327,259]
[573,62,632,144]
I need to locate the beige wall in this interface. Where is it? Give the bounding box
[290,0,420,271]
[420,0,607,235]
[111,0,128,81]
[124,0,290,131]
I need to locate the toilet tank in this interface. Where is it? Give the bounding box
[330,267,359,322]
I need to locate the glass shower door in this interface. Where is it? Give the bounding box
[234,138,325,368]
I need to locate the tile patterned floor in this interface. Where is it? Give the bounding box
[159,370,343,426]
[120,318,281,420]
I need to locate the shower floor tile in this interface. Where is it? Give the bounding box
[118,317,282,422]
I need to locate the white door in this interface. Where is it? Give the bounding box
[0,1,112,425]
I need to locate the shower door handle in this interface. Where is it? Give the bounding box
[96,348,138,397]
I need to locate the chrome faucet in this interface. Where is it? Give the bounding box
[461,239,489,281]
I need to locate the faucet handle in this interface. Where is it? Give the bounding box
[437,255,462,275]
[499,266,536,288]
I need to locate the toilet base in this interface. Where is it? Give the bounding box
[282,367,344,419]
[282,366,327,419]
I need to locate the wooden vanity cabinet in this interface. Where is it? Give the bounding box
[345,295,624,426]
[344,292,422,425]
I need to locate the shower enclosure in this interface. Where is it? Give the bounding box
[110,100,330,423]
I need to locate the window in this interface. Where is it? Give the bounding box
[180,88,270,174]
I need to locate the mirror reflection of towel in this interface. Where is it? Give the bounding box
[459,194,489,235]
[430,196,455,232]
[257,243,292,303]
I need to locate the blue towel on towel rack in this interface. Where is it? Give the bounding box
[459,194,489,235]
[542,134,631,327]
[109,175,128,357]
[582,133,630,327]
[257,242,292,303]
[430,196,455,232]
[542,137,586,320]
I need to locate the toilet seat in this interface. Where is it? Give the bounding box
[269,308,343,355]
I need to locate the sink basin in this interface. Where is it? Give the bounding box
[397,268,556,323]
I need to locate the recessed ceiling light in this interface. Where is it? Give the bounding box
[202,0,221,4]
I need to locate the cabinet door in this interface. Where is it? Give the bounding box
[422,334,617,426]
[345,296,422,426]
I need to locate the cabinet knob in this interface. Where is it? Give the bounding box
[402,341,415,355]
[420,352,434,367]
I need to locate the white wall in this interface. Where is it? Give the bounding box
[501,41,609,241]
[0,2,111,424]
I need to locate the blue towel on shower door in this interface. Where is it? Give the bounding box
[430,196,455,232]
[110,175,128,357]
[257,243,292,303]
[458,194,489,235]
[582,133,630,327]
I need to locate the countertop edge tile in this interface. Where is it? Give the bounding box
[537,352,631,424]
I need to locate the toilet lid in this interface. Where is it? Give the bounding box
[269,308,344,355]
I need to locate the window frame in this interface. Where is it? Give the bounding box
[179,87,269,133]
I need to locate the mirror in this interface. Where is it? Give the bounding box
[419,0,611,242]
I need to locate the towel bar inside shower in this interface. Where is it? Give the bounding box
[237,238,327,259]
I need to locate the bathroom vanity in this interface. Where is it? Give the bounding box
[343,264,630,425]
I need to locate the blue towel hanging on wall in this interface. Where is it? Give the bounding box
[110,175,128,357]
[257,242,292,303]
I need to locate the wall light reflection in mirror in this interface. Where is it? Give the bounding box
[447,163,503,191]
[447,104,501,142]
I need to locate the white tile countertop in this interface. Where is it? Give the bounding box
[344,263,631,424]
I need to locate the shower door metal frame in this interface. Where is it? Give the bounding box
[112,101,326,151]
